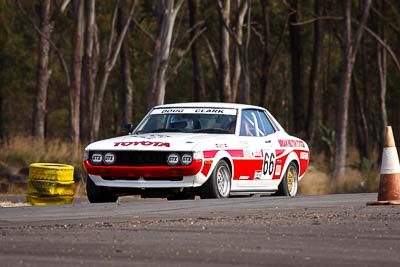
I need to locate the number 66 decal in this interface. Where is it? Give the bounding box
[263,152,275,176]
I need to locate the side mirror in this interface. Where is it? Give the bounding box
[122,123,135,134]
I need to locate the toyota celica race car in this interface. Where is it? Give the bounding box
[83,102,310,202]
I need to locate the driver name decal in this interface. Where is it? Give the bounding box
[195,109,223,114]
[161,109,184,113]
[152,108,237,115]
[114,141,170,147]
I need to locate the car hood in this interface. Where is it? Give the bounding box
[85,133,232,151]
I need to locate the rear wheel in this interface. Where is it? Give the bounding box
[200,160,231,199]
[275,162,298,197]
[86,176,118,203]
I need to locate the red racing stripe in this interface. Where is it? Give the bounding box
[203,149,244,159]
[232,159,263,180]
[227,149,244,157]
[203,150,218,158]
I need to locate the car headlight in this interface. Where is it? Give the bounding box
[181,153,193,165]
[103,152,116,165]
[167,153,180,166]
[91,152,103,165]
[193,151,202,160]
[83,150,89,160]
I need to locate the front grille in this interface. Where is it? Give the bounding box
[115,151,168,166]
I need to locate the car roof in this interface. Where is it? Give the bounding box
[154,102,267,111]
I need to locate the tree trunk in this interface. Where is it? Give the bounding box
[288,0,306,134]
[353,77,369,161]
[259,0,271,108]
[356,36,370,160]
[147,0,184,109]
[378,36,388,147]
[217,0,232,102]
[0,79,3,141]
[81,0,98,143]
[306,0,323,147]
[90,1,136,141]
[238,1,250,104]
[377,0,388,150]
[69,0,84,149]
[333,0,372,182]
[188,0,206,101]
[33,0,53,140]
[217,0,250,104]
[118,0,134,124]
[231,0,247,102]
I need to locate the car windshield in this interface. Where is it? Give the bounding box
[135,108,237,134]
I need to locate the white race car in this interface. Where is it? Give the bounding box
[83,102,310,202]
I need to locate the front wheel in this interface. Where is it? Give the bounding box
[275,162,299,197]
[86,176,118,203]
[200,160,231,199]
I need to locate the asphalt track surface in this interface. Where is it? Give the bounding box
[0,193,399,267]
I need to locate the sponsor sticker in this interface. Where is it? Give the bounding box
[278,139,305,148]
[254,170,262,179]
[143,134,170,139]
[239,176,249,180]
[103,152,116,165]
[91,153,103,165]
[240,141,251,158]
[167,153,180,166]
[216,143,228,149]
[181,154,193,165]
[275,165,282,176]
[253,150,263,158]
[300,152,309,160]
[114,141,170,147]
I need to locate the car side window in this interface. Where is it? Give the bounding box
[257,110,275,136]
[240,110,258,136]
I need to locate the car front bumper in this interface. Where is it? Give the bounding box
[84,160,207,188]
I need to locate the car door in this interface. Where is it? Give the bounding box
[236,109,276,188]
[255,110,280,186]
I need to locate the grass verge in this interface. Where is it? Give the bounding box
[0,137,381,197]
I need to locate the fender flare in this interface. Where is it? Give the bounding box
[206,150,234,179]
[192,150,234,187]
[279,151,300,182]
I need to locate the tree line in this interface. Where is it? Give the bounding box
[0,0,399,182]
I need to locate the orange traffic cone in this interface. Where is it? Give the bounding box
[367,126,400,206]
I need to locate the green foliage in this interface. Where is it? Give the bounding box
[318,123,335,171]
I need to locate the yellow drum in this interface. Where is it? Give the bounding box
[26,194,74,206]
[29,163,74,182]
[28,180,75,196]
[27,163,75,206]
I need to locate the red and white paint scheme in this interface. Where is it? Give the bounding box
[83,102,310,202]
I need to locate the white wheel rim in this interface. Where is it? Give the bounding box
[216,165,230,197]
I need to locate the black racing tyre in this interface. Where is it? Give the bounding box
[275,161,299,197]
[200,160,231,199]
[86,176,118,203]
